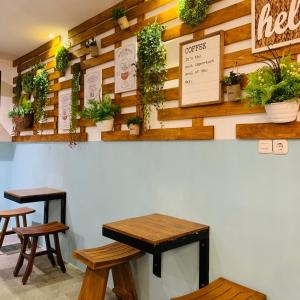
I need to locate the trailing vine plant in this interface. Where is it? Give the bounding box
[33,63,49,123]
[69,62,81,145]
[22,71,35,97]
[136,23,167,128]
[178,0,211,27]
[15,75,22,104]
[55,45,70,75]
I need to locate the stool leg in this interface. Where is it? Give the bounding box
[0,217,10,249]
[14,236,28,277]
[22,236,38,285]
[112,262,138,300]
[45,235,56,267]
[53,233,66,273]
[15,216,23,244]
[78,267,109,300]
[22,215,31,248]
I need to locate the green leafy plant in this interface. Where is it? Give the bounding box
[55,45,70,74]
[69,63,81,144]
[15,75,22,104]
[85,38,97,48]
[127,116,143,128]
[245,52,300,106]
[33,65,49,122]
[21,71,35,96]
[112,7,126,21]
[136,23,167,127]
[222,71,244,86]
[8,95,33,118]
[178,0,211,27]
[81,95,120,122]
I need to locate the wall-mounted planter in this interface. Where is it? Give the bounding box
[13,114,34,131]
[129,124,140,136]
[90,45,99,58]
[265,100,299,123]
[118,16,130,30]
[227,84,241,101]
[96,119,114,132]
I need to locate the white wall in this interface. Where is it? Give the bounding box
[0,58,15,140]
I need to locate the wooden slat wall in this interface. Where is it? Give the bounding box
[12,0,300,142]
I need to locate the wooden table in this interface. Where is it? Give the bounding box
[103,213,209,288]
[4,188,66,225]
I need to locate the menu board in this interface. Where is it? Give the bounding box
[180,32,224,107]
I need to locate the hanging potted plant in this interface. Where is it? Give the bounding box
[245,52,300,123]
[222,71,243,101]
[127,116,143,135]
[8,95,34,132]
[112,7,130,30]
[81,95,120,132]
[55,45,71,75]
[86,38,99,58]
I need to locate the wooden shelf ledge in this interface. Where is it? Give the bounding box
[101,127,214,141]
[12,133,88,143]
[236,122,300,139]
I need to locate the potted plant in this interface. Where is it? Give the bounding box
[112,7,129,30]
[8,95,34,131]
[86,38,99,58]
[127,116,142,135]
[222,71,243,101]
[81,95,120,132]
[245,52,300,123]
[55,45,71,75]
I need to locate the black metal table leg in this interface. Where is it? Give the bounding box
[60,195,66,225]
[199,234,209,289]
[43,201,49,224]
[153,253,162,277]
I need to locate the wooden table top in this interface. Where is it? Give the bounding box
[103,213,209,245]
[4,187,66,199]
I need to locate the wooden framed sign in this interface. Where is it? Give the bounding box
[252,0,300,53]
[179,32,224,107]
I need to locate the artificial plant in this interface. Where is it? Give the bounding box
[136,23,167,127]
[126,116,143,128]
[21,71,35,96]
[222,71,244,86]
[55,45,70,75]
[8,94,33,118]
[112,7,126,21]
[15,75,22,104]
[178,0,211,27]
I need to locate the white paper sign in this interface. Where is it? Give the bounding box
[115,44,137,93]
[58,91,71,131]
[84,70,101,105]
[180,33,223,107]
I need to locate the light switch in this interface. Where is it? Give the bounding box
[273,140,288,155]
[258,140,272,154]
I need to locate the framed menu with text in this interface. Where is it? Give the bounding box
[179,31,224,107]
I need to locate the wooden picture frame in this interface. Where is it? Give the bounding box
[179,31,224,107]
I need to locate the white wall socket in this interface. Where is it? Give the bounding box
[259,140,273,154]
[273,140,288,155]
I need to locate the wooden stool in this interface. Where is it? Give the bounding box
[73,242,144,300]
[13,221,69,285]
[0,207,35,249]
[171,278,266,300]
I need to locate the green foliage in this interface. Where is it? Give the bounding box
[8,95,33,118]
[55,45,70,74]
[112,7,126,21]
[136,23,167,127]
[81,95,120,122]
[222,71,243,86]
[33,66,49,122]
[69,63,81,143]
[127,116,143,128]
[15,75,22,104]
[245,54,300,106]
[32,63,44,73]
[22,72,35,95]
[178,0,211,27]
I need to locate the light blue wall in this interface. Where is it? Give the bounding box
[4,141,300,299]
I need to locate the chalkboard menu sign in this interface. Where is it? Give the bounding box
[179,32,224,107]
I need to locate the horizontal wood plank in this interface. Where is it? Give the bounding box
[12,133,88,143]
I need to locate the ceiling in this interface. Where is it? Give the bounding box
[0,0,120,60]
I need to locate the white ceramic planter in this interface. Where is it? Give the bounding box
[227,84,241,101]
[96,118,114,132]
[129,124,140,136]
[118,16,130,30]
[265,100,299,123]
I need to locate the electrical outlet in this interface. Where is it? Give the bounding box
[258,140,272,154]
[273,140,288,155]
